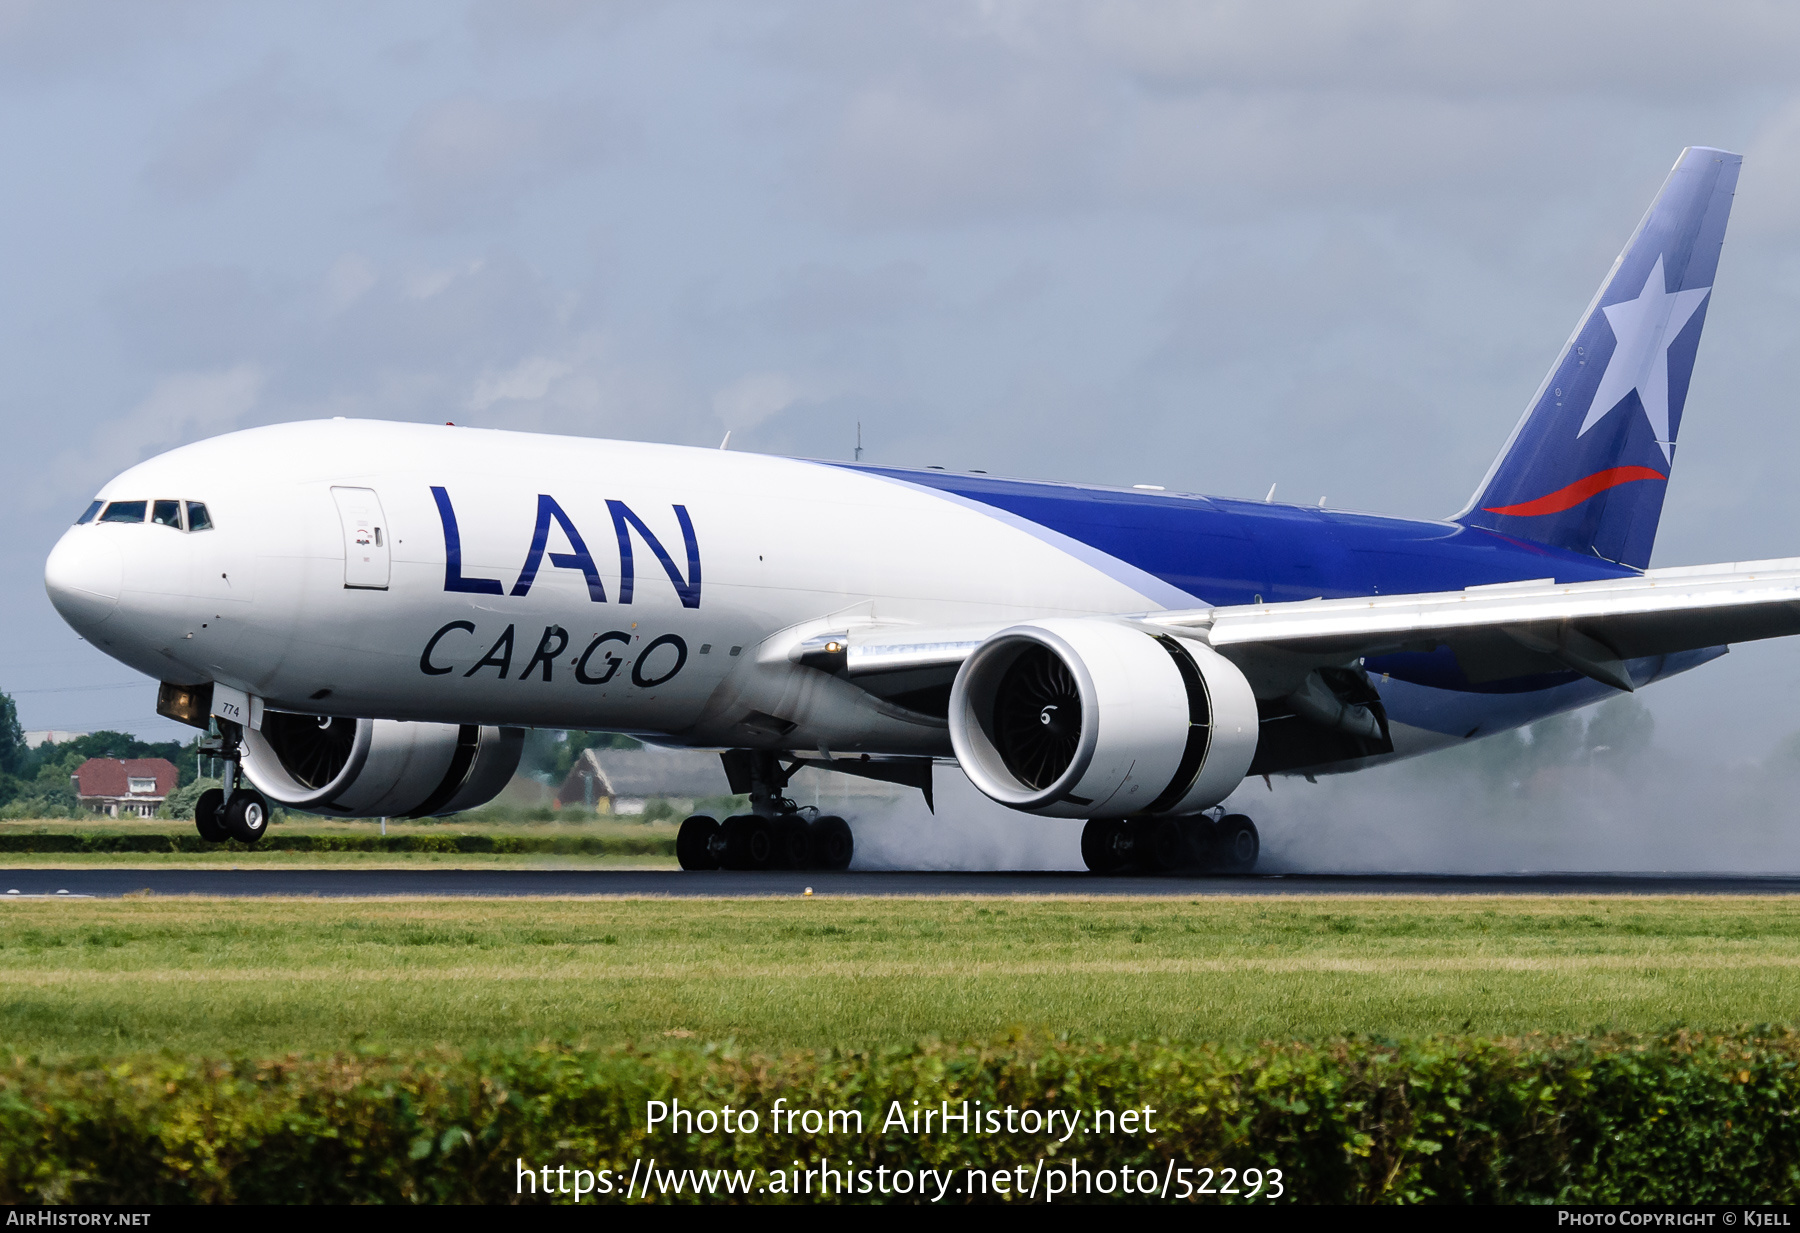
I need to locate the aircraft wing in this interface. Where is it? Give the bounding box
[1149,556,1800,692]
[796,558,1800,699]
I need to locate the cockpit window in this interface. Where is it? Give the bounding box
[75,500,102,525]
[100,501,147,523]
[152,500,182,528]
[186,502,213,532]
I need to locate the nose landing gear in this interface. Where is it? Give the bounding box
[191,721,271,846]
[676,751,856,872]
[1079,811,1259,875]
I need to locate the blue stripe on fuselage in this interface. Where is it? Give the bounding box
[841,464,1635,603]
[833,464,1705,736]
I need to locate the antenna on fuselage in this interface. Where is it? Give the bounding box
[719,431,731,450]
[855,422,863,462]
[1264,483,1277,503]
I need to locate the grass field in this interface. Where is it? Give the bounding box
[0,816,678,868]
[0,852,675,868]
[5,894,1800,1057]
[0,818,673,838]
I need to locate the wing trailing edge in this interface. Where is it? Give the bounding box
[1149,556,1800,692]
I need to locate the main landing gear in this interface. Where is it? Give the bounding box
[677,750,854,872]
[192,722,272,847]
[1080,811,1259,875]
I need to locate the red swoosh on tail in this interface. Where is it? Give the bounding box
[1483,466,1667,517]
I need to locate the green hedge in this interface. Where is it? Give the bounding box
[4,1030,1800,1203]
[0,832,674,856]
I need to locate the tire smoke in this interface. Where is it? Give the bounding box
[1241,696,1800,874]
[819,696,1800,874]
[809,765,1085,871]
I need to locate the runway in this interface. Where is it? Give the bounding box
[8,868,1800,898]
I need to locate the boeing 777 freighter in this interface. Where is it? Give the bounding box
[43,147,1787,874]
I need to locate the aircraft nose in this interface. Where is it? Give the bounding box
[45,529,123,632]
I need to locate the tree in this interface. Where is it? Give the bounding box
[18,730,203,786]
[162,777,220,820]
[0,691,23,775]
[1524,711,1587,774]
[1402,726,1532,796]
[1584,694,1656,768]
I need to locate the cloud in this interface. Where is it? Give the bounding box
[785,1,1800,227]
[1086,0,1800,98]
[140,58,314,201]
[388,93,613,230]
[468,353,575,411]
[465,0,654,45]
[449,332,693,439]
[826,73,1106,222]
[109,265,290,369]
[768,261,931,332]
[129,363,263,434]
[295,250,571,385]
[713,371,811,429]
[37,364,262,503]
[320,254,377,314]
[1737,99,1800,238]
[0,0,218,81]
[96,241,705,451]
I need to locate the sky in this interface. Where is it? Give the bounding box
[7,0,1800,769]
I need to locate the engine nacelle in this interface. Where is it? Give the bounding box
[948,619,1258,819]
[242,715,524,818]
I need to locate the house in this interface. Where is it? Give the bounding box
[492,773,556,809]
[72,757,180,818]
[556,747,733,814]
[24,730,87,749]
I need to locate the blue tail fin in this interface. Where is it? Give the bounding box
[1456,147,1740,568]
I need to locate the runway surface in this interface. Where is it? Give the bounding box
[8,868,1800,898]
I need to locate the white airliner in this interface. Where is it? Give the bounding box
[41,148,1800,873]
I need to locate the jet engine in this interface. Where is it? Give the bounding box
[948,619,1258,819]
[241,715,524,817]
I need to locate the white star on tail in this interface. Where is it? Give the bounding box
[1578,255,1710,462]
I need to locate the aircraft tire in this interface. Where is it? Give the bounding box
[774,816,812,870]
[1080,819,1132,874]
[1145,817,1195,872]
[1213,814,1259,873]
[809,815,853,870]
[721,814,776,871]
[223,789,270,845]
[676,815,720,871]
[194,788,229,843]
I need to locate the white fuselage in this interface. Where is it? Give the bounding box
[45,420,1184,757]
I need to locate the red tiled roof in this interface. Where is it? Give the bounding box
[73,757,179,799]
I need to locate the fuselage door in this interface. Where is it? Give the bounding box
[332,486,391,590]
